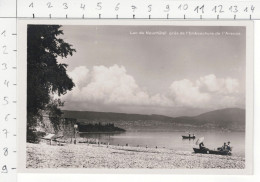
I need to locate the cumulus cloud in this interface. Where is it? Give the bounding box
[68,66,89,89]
[197,74,239,94]
[169,74,241,108]
[63,65,173,107]
[62,65,243,111]
[169,79,210,107]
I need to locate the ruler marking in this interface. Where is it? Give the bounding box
[0,0,18,179]
[0,17,260,20]
[11,0,260,20]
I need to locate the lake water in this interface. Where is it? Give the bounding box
[79,131,245,157]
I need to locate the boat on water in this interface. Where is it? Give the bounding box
[193,148,231,155]
[182,135,196,139]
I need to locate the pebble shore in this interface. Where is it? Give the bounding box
[26,143,245,169]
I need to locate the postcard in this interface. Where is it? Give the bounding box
[17,20,254,174]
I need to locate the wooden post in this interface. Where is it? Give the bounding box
[74,124,78,144]
[74,128,76,144]
[71,120,73,143]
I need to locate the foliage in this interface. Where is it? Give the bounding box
[27,25,76,141]
[77,123,126,133]
[46,98,64,132]
[27,130,46,143]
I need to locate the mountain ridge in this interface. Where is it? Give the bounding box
[62,108,245,131]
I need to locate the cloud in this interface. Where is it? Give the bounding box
[169,74,241,108]
[169,79,210,107]
[62,66,243,111]
[68,66,89,89]
[197,74,239,94]
[64,65,173,107]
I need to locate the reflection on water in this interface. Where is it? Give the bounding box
[79,131,245,157]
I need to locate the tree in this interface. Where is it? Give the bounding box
[27,25,76,138]
[46,98,64,132]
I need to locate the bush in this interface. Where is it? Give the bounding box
[27,130,46,143]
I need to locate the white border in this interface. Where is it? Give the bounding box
[17,19,254,175]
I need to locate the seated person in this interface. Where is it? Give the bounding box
[199,142,205,150]
[226,141,231,151]
[221,142,227,151]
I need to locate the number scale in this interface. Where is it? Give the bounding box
[16,0,260,20]
[0,0,259,181]
[0,0,17,182]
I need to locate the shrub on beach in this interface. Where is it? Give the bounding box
[27,130,46,143]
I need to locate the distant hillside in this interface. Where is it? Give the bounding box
[62,108,245,131]
[195,108,245,126]
[172,108,245,131]
[62,110,173,122]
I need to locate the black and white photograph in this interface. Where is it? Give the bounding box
[18,21,253,173]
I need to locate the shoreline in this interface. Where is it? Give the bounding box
[78,131,125,134]
[26,142,245,169]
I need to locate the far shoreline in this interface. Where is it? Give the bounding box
[78,131,125,134]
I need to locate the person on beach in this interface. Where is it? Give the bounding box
[220,142,227,151]
[199,142,205,150]
[226,141,232,151]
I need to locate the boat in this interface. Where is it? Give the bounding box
[217,147,232,151]
[193,148,231,155]
[182,135,196,139]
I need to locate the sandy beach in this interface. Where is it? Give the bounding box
[26,143,245,169]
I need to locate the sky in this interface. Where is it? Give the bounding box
[56,25,246,117]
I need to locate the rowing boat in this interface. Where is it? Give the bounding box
[182,136,196,139]
[193,148,231,155]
